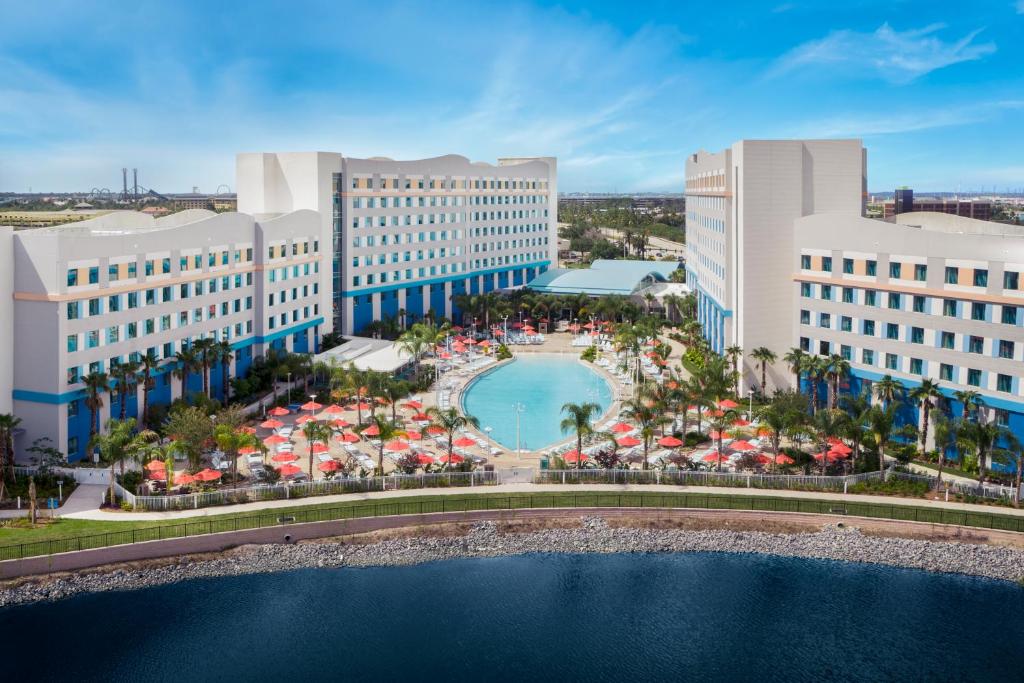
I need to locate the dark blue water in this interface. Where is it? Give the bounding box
[3,552,1022,682]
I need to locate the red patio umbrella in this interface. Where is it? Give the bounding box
[617,436,642,447]
[708,430,731,440]
[610,422,634,433]
[318,460,341,472]
[702,451,725,463]
[730,440,756,452]
[426,425,446,435]
[829,442,853,455]
[260,418,284,429]
[322,404,345,415]
[754,454,773,465]
[813,451,842,463]
[175,473,196,485]
[773,454,796,465]
[194,468,222,482]
[238,426,257,435]
[148,469,167,481]
[411,412,430,421]
[278,464,302,476]
[452,436,476,448]
[354,402,372,411]
[144,459,166,471]
[238,446,260,456]
[311,443,329,454]
[416,453,435,465]
[657,436,684,448]
[268,406,290,416]
[439,453,464,464]
[718,399,739,409]
[732,418,751,427]
[331,419,352,429]
[295,414,315,425]
[337,431,360,443]
[263,434,288,446]
[301,400,323,411]
[272,452,297,463]
[362,424,380,436]
[402,400,424,410]
[405,430,423,441]
[384,440,410,452]
[562,450,587,464]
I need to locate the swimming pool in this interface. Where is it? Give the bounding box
[460,355,613,451]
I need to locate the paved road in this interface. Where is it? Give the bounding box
[598,227,686,256]
[61,482,1024,522]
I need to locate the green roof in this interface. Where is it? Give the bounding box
[526,259,680,296]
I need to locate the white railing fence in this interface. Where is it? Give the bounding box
[534,468,887,492]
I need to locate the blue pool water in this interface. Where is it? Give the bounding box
[461,355,612,450]
[2,552,1022,682]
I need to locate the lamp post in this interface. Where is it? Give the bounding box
[513,402,525,459]
[748,389,754,421]
[483,426,493,450]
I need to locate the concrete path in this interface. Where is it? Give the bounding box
[60,482,1024,522]
[59,484,110,516]
[906,463,981,486]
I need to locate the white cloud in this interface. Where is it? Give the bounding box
[1018,1,1024,14]
[769,23,996,83]
[789,99,1024,137]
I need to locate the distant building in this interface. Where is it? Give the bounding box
[169,193,214,210]
[882,194,991,221]
[893,187,914,215]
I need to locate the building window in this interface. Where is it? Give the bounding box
[866,260,877,276]
[997,374,1013,393]
[67,302,80,320]
[994,408,1009,427]
[843,258,853,274]
[818,341,830,356]
[88,266,99,284]
[67,366,79,384]
[973,269,988,287]
[799,337,810,352]
[821,285,832,300]
[914,264,927,281]
[800,310,810,325]
[998,340,1014,359]
[971,302,986,321]
[967,369,981,387]
[865,290,877,306]
[800,283,811,297]
[912,295,926,313]
[968,336,983,354]
[940,331,955,349]
[1002,306,1017,325]
[842,288,854,304]
[1004,271,1019,290]
[909,358,923,375]
[886,323,899,340]
[67,269,78,287]
[88,298,101,316]
[910,327,924,344]
[801,254,811,269]
[889,262,901,279]
[885,353,898,370]
[862,349,874,365]
[888,293,901,309]
[820,313,831,328]
[943,299,957,317]
[822,256,832,272]
[67,334,78,353]
[840,316,852,332]
[945,266,958,284]
[68,437,79,456]
[863,320,875,336]
[939,363,953,381]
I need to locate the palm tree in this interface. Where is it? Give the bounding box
[823,354,850,409]
[81,372,110,446]
[783,347,809,396]
[840,390,873,472]
[91,418,157,506]
[0,413,22,486]
[804,355,827,415]
[620,398,667,470]
[873,374,902,409]
[214,424,261,485]
[173,348,200,401]
[750,347,776,394]
[559,402,601,469]
[380,380,411,424]
[755,403,789,472]
[706,407,739,472]
[812,408,848,474]
[930,412,960,491]
[139,351,160,429]
[868,404,898,479]
[953,389,984,422]
[724,345,742,396]
[426,407,480,472]
[301,420,332,481]
[961,420,1009,485]
[217,340,234,401]
[908,379,942,455]
[194,338,217,397]
[110,360,140,422]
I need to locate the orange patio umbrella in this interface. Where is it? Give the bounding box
[405,430,423,441]
[295,414,316,425]
[278,463,303,477]
[318,460,341,472]
[144,459,166,471]
[702,451,726,463]
[657,436,684,448]
[729,440,756,452]
[301,400,323,411]
[175,473,196,485]
[773,454,796,465]
[322,404,345,415]
[238,446,260,456]
[384,440,410,452]
[331,418,352,428]
[263,434,288,446]
[732,418,751,427]
[337,431,360,443]
[362,424,380,436]
[439,453,464,464]
[617,436,642,447]
[260,418,284,429]
[426,425,446,435]
[610,422,634,434]
[268,406,290,416]
[311,443,330,454]
[194,468,222,482]
[411,412,430,421]
[452,436,476,448]
[562,450,587,464]
[271,452,297,462]
[402,400,423,410]
[718,399,739,409]
[416,453,435,465]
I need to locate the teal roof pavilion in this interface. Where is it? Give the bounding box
[526,259,681,296]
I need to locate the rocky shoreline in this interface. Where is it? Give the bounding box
[2,518,1022,607]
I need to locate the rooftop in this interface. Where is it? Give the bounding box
[313,337,413,374]
[526,259,681,296]
[893,211,1024,238]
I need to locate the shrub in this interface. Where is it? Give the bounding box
[496,344,513,361]
[120,500,134,511]
[580,346,597,362]
[684,431,706,447]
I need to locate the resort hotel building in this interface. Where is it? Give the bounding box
[686,138,1024,443]
[1,151,558,462]
[237,152,557,335]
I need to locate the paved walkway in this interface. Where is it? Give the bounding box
[60,482,1024,522]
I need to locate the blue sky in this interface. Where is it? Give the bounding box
[1,0,1023,193]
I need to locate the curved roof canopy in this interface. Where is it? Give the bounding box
[526,259,681,296]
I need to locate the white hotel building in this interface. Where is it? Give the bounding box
[237,152,557,334]
[685,137,1024,444]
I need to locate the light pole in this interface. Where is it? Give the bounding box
[483,426,493,450]
[513,402,525,459]
[748,389,754,421]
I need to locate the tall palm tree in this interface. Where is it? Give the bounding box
[750,347,777,394]
[840,389,873,472]
[725,345,742,396]
[301,420,333,481]
[620,397,667,470]
[91,418,157,506]
[908,379,942,455]
[783,347,809,396]
[755,403,789,472]
[217,340,234,401]
[823,354,850,409]
[961,420,1009,485]
[193,338,215,398]
[425,407,480,472]
[559,402,601,469]
[813,408,848,474]
[873,374,902,409]
[357,415,403,476]
[706,407,739,472]
[380,380,411,424]
[81,372,110,446]
[0,413,22,485]
[110,360,140,421]
[139,351,160,430]
[868,404,898,479]
[804,355,827,415]
[173,348,200,401]
[930,412,960,491]
[214,424,261,485]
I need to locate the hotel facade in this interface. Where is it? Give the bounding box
[237,152,557,335]
[684,139,867,390]
[686,138,1024,444]
[4,209,324,461]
